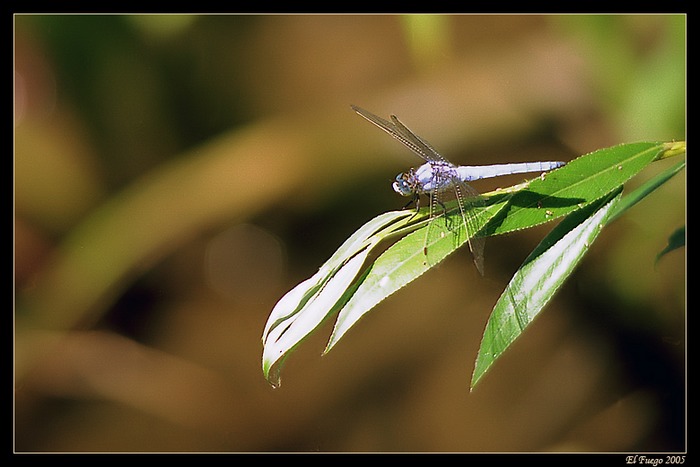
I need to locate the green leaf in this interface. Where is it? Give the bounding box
[471,190,622,389]
[263,250,368,388]
[326,198,510,351]
[262,210,409,340]
[470,146,685,389]
[656,226,686,264]
[607,159,686,223]
[481,141,665,236]
[262,210,412,387]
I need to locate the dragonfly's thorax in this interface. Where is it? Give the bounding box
[393,162,458,197]
[418,162,457,193]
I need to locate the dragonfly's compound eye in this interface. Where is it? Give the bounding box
[392,173,414,197]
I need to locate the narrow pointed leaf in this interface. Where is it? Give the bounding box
[656,226,686,263]
[481,142,665,237]
[263,250,368,387]
[262,210,411,386]
[607,159,685,223]
[471,191,621,388]
[326,198,509,351]
[262,210,410,340]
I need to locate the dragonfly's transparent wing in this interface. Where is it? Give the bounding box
[389,115,448,164]
[351,105,447,164]
[452,178,486,276]
[427,162,485,275]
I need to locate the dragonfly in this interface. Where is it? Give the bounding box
[351,105,565,275]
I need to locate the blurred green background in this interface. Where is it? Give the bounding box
[14,14,685,452]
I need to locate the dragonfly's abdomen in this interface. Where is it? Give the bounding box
[408,160,565,194]
[456,161,565,182]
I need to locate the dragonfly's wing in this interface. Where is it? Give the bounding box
[351,105,447,164]
[429,164,486,275]
[388,115,448,164]
[454,178,486,276]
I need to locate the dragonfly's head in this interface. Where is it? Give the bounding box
[392,172,415,197]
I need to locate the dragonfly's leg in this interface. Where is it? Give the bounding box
[401,197,417,210]
[434,198,456,231]
[406,194,421,222]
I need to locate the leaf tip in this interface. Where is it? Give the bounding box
[262,357,283,388]
[470,353,491,390]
